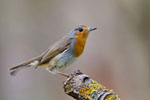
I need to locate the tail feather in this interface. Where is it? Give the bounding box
[8,57,41,76]
[9,65,30,76]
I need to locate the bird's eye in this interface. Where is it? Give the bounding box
[79,28,83,32]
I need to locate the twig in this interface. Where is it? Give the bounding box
[63,70,121,100]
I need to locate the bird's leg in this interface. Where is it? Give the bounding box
[55,71,69,78]
[47,67,69,78]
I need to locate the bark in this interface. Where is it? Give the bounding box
[63,71,121,100]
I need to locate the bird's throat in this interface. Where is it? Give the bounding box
[73,34,88,57]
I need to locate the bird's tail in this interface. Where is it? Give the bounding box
[8,57,41,76]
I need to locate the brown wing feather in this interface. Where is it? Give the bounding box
[39,37,73,64]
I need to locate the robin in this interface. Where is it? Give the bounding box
[8,25,97,76]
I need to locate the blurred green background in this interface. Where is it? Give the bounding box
[0,0,149,100]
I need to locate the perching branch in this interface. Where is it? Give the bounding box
[63,70,121,100]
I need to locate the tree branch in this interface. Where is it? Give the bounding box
[63,70,121,100]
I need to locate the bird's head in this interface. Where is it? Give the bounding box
[73,25,97,39]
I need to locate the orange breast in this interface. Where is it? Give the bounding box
[73,34,88,57]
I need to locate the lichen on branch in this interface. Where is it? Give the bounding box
[63,71,121,100]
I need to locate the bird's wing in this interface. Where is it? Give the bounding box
[39,37,74,64]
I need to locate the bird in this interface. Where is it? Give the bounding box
[8,25,97,76]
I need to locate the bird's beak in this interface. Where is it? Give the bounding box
[87,27,97,32]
